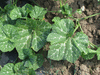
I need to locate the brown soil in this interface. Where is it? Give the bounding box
[35,0,100,75]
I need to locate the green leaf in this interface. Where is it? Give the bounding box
[14,62,36,75]
[47,18,89,63]
[73,32,89,54]
[23,49,37,66]
[15,28,31,59]
[82,53,95,60]
[29,69,36,75]
[10,7,22,20]
[23,54,44,70]
[15,19,51,59]
[0,63,14,75]
[4,4,15,14]
[61,3,72,16]
[1,14,16,25]
[31,54,44,70]
[17,49,44,70]
[21,3,33,17]
[75,9,82,14]
[29,6,47,19]
[15,19,29,29]
[0,25,19,52]
[0,17,4,27]
[27,19,51,51]
[52,17,61,23]
[15,19,51,52]
[14,62,24,73]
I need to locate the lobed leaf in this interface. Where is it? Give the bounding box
[0,63,15,75]
[73,32,89,54]
[61,3,72,16]
[82,53,95,60]
[14,62,36,75]
[29,6,47,19]
[27,19,51,51]
[10,7,22,20]
[15,28,31,59]
[0,25,19,52]
[47,18,89,63]
[21,3,33,17]
[19,49,44,70]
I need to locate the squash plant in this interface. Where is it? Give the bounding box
[0,3,51,74]
[0,1,100,74]
[47,2,100,63]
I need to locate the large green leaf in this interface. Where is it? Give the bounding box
[47,18,89,63]
[0,25,19,52]
[31,20,51,51]
[15,28,31,59]
[0,63,15,75]
[10,7,22,20]
[73,32,89,54]
[15,19,51,53]
[1,14,16,25]
[29,6,47,19]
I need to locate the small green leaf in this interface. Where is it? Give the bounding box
[4,4,15,14]
[14,62,24,73]
[76,9,82,14]
[29,6,47,19]
[29,69,36,75]
[19,49,44,70]
[61,3,72,16]
[32,54,44,70]
[10,7,22,20]
[14,62,36,75]
[82,53,95,60]
[1,14,16,25]
[0,63,14,75]
[0,25,19,52]
[52,17,61,23]
[0,17,4,27]
[21,3,33,17]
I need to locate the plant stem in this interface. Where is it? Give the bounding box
[0,7,4,12]
[88,48,97,53]
[79,13,100,21]
[89,42,98,48]
[13,0,18,6]
[59,0,62,7]
[32,0,40,7]
[73,19,83,33]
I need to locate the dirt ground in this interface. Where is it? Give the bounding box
[33,0,100,75]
